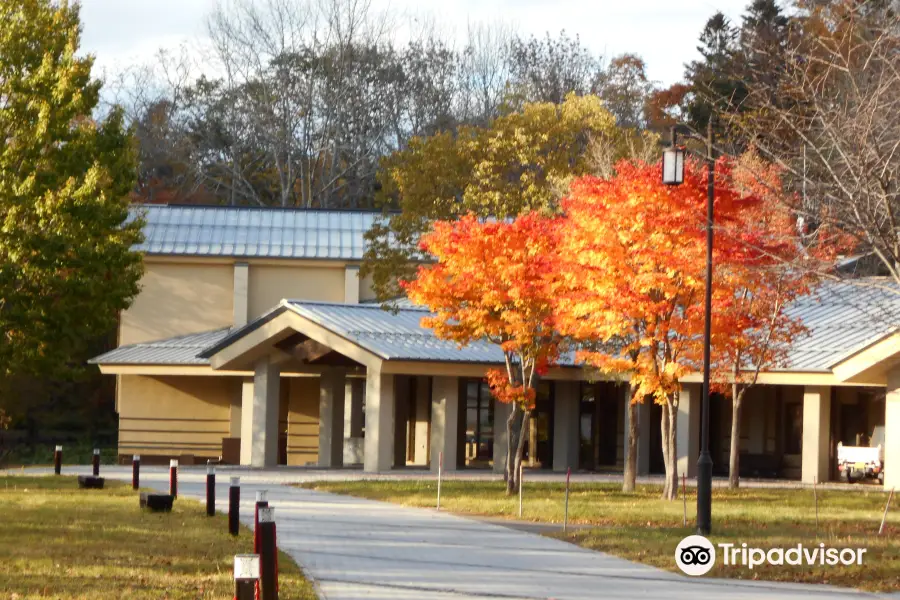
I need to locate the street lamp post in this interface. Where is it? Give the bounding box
[661,119,715,536]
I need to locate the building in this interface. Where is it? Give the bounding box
[91,204,900,489]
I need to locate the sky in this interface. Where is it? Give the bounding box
[79,0,750,87]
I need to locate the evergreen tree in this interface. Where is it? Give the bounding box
[685,12,747,135]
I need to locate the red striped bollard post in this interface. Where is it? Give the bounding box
[233,554,259,600]
[258,506,278,600]
[206,462,216,517]
[169,459,178,498]
[53,445,62,475]
[92,449,100,476]
[254,490,269,553]
[132,455,140,490]
[228,477,240,536]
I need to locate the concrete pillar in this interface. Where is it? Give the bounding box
[430,376,459,472]
[318,370,346,468]
[364,370,394,472]
[624,390,651,476]
[344,265,360,304]
[676,383,700,478]
[414,376,430,465]
[343,378,364,464]
[233,262,249,327]
[394,376,410,467]
[241,359,280,467]
[802,386,832,484]
[239,377,254,465]
[885,369,900,489]
[229,384,242,438]
[553,381,580,472]
[493,399,512,474]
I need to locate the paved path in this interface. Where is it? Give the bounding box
[10,466,891,599]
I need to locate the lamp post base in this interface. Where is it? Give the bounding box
[696,451,713,535]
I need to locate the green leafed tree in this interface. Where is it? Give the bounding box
[0,0,143,380]
[361,93,620,301]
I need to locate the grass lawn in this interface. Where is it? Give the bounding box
[0,475,317,599]
[304,479,899,592]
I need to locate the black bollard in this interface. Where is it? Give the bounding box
[168,459,178,498]
[254,490,268,553]
[132,455,140,490]
[258,507,278,600]
[53,445,62,475]
[233,554,259,600]
[92,449,100,476]
[228,477,240,536]
[206,462,215,517]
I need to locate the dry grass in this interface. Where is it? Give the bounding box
[305,479,899,592]
[0,475,317,599]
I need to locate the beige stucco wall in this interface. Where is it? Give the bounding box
[117,374,238,461]
[121,261,235,346]
[248,264,346,318]
[286,377,320,466]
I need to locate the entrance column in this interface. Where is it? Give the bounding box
[624,388,651,476]
[676,383,700,478]
[553,381,580,472]
[430,376,459,473]
[884,368,900,489]
[364,369,395,472]
[414,376,430,465]
[241,358,280,467]
[343,378,364,464]
[318,369,346,468]
[802,386,832,484]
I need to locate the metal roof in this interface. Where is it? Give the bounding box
[131,204,381,260]
[88,328,231,365]
[779,280,900,372]
[287,302,509,363]
[92,279,900,373]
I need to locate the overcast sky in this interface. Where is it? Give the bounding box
[79,0,749,87]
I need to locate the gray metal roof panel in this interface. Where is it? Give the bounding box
[131,204,380,260]
[89,328,232,365]
[776,280,900,372]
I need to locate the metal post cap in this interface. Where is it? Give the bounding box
[55,445,62,451]
[256,490,267,503]
[257,506,275,523]
[93,449,100,455]
[133,454,140,461]
[230,476,240,486]
[169,459,178,468]
[233,554,260,581]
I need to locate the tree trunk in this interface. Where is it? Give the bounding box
[729,389,744,489]
[506,404,530,495]
[660,396,678,501]
[623,387,638,493]
[504,403,518,486]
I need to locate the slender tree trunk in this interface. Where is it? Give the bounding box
[623,386,638,493]
[504,403,518,485]
[660,396,678,501]
[506,404,529,495]
[729,387,745,489]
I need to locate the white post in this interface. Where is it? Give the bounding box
[364,369,395,473]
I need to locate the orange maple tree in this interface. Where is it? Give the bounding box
[403,213,563,494]
[711,151,813,488]
[556,157,805,500]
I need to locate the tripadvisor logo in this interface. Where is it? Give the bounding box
[676,535,716,576]
[675,535,868,576]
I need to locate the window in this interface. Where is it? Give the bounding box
[465,381,494,461]
[784,403,803,455]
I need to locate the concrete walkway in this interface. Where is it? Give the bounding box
[10,466,890,599]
